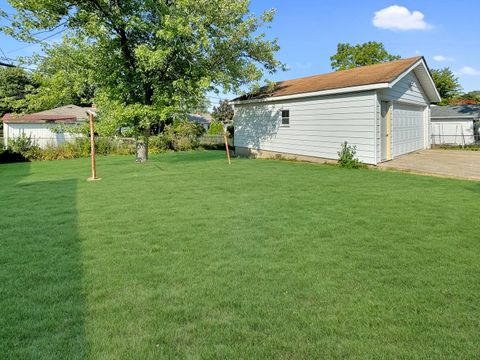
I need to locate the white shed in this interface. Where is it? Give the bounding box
[431,105,479,146]
[232,57,441,165]
[2,105,91,148]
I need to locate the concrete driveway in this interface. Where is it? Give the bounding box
[378,149,480,181]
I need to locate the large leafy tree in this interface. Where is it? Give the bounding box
[330,42,401,71]
[23,39,97,112]
[1,0,283,161]
[0,66,34,119]
[431,68,462,105]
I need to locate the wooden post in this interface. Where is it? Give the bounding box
[223,128,231,165]
[87,111,101,181]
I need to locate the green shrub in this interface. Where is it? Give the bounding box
[114,139,136,155]
[150,121,204,153]
[94,137,115,156]
[41,143,67,160]
[432,144,480,151]
[337,141,363,169]
[149,133,172,154]
[23,145,44,160]
[5,137,134,162]
[173,135,198,151]
[8,132,34,154]
[174,121,205,138]
[208,121,224,135]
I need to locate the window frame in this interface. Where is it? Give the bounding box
[281,109,290,126]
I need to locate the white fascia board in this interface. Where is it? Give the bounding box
[388,60,423,88]
[389,59,442,103]
[231,83,389,105]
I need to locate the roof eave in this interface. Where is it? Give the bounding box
[388,58,441,103]
[231,83,390,105]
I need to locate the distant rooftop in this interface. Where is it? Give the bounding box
[187,113,212,125]
[37,105,93,120]
[431,105,480,119]
[2,104,92,123]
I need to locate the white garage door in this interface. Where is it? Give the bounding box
[392,103,425,157]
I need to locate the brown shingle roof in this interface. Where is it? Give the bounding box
[2,104,92,123]
[2,113,77,124]
[37,105,92,120]
[235,56,423,101]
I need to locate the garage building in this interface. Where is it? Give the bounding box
[2,105,91,148]
[431,105,479,146]
[232,56,441,165]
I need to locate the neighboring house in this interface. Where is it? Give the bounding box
[431,105,479,145]
[187,113,212,130]
[231,56,441,165]
[2,105,91,148]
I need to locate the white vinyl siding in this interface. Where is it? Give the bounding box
[234,91,377,164]
[431,119,476,145]
[379,72,429,106]
[4,123,83,148]
[375,71,430,160]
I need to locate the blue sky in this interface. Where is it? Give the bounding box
[1,0,479,99]
[247,0,480,92]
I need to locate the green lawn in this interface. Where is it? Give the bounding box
[1,151,479,359]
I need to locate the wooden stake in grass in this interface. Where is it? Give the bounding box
[86,109,101,181]
[223,126,231,165]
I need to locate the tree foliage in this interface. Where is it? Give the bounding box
[1,0,284,160]
[0,66,34,117]
[23,39,97,112]
[189,95,211,114]
[431,68,462,104]
[207,121,224,135]
[212,99,234,123]
[330,42,401,71]
[444,91,479,105]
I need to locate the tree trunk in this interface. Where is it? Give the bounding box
[135,128,150,162]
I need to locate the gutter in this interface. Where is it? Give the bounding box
[230,83,389,105]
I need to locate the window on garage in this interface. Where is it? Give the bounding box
[281,110,289,125]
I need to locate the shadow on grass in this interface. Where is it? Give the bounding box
[0,150,30,164]
[0,162,87,359]
[466,182,480,194]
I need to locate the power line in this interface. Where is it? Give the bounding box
[5,28,66,55]
[0,57,35,71]
[31,21,68,36]
[0,61,15,68]
[0,47,10,63]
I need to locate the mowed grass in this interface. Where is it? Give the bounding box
[0,151,479,359]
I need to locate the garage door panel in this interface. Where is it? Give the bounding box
[392,103,425,157]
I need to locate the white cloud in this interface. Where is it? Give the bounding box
[458,66,480,76]
[373,5,432,31]
[433,55,454,62]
